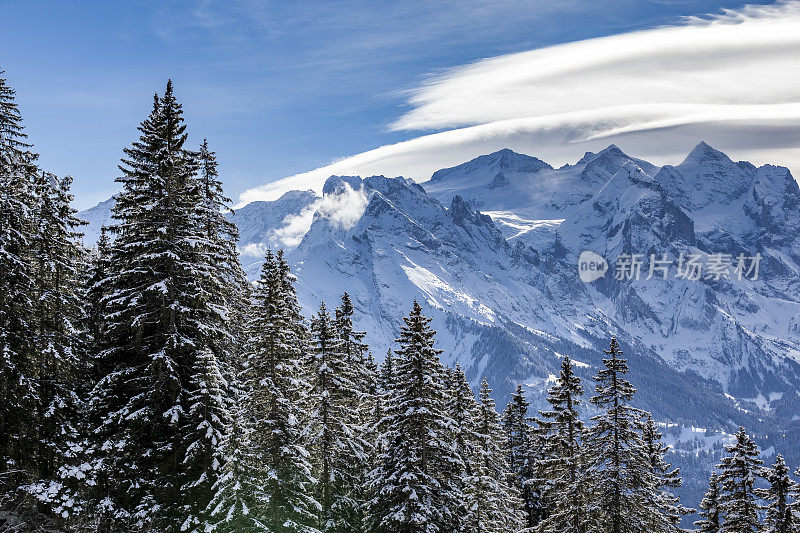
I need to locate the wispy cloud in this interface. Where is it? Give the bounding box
[238,1,800,205]
[392,1,800,131]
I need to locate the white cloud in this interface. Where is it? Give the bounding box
[272,204,320,249]
[252,183,371,249]
[316,183,370,230]
[392,1,800,131]
[238,1,800,205]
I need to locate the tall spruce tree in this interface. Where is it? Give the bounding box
[0,71,40,520]
[88,81,232,530]
[306,302,366,532]
[469,377,524,532]
[537,355,587,533]
[446,364,480,530]
[179,138,244,530]
[640,414,689,530]
[584,337,672,533]
[85,228,111,365]
[759,454,796,533]
[229,250,319,532]
[502,384,543,528]
[716,427,763,533]
[367,301,462,533]
[27,171,90,524]
[194,138,247,335]
[696,472,723,533]
[368,350,395,479]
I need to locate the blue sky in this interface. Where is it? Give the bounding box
[0,0,786,209]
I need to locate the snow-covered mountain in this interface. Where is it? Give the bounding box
[79,142,800,505]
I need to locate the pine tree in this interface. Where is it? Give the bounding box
[26,171,90,524]
[85,227,111,364]
[87,81,232,530]
[583,337,672,533]
[446,364,479,530]
[226,250,318,532]
[206,384,262,532]
[334,293,374,531]
[502,384,544,528]
[306,302,366,532]
[695,472,723,533]
[537,355,587,533]
[716,427,763,533]
[367,301,462,532]
[334,293,369,382]
[180,347,229,532]
[179,138,244,530]
[759,454,796,533]
[194,138,248,336]
[468,377,524,532]
[640,414,690,530]
[0,71,40,518]
[367,350,394,487]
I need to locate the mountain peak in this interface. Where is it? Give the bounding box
[429,148,551,182]
[683,141,728,164]
[576,143,626,165]
[322,175,364,196]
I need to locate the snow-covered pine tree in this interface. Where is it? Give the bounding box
[759,454,796,533]
[194,138,248,337]
[379,349,394,392]
[334,293,368,382]
[583,337,669,533]
[306,302,366,532]
[26,171,90,524]
[367,301,462,533]
[640,414,690,529]
[205,380,262,532]
[88,81,231,530]
[695,472,723,533]
[0,70,40,519]
[180,347,230,532]
[468,377,524,532]
[333,292,374,531]
[716,427,763,533]
[502,384,544,528]
[536,355,587,533]
[230,249,319,532]
[85,227,111,365]
[178,137,246,530]
[446,364,480,530]
[367,350,394,479]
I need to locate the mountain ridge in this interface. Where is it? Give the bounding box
[78,143,800,492]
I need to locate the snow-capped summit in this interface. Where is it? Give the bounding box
[579,144,658,185]
[429,148,551,183]
[656,141,755,211]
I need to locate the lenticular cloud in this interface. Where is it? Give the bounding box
[391,1,800,132]
[238,1,800,205]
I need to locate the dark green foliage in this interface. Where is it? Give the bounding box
[695,472,723,533]
[537,355,587,533]
[367,301,463,533]
[716,427,763,533]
